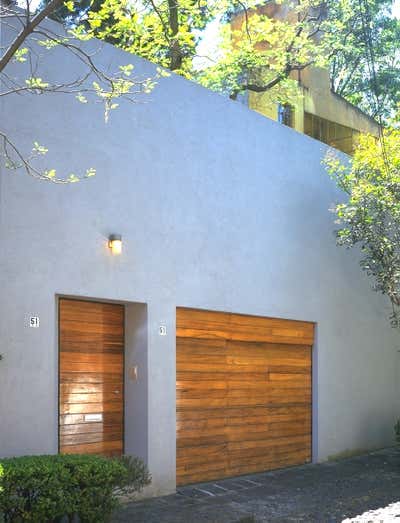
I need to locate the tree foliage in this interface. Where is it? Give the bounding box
[44,0,400,119]
[86,0,221,75]
[326,0,400,120]
[41,0,224,75]
[199,1,326,102]
[53,0,328,107]
[326,123,400,326]
[3,0,399,183]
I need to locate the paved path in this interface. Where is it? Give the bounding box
[113,447,400,523]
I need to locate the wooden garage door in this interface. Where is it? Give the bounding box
[59,299,124,457]
[176,308,314,485]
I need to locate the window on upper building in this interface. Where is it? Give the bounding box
[278,104,294,128]
[304,112,360,155]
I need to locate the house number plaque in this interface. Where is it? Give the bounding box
[29,316,40,328]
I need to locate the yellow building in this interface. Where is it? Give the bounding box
[232,3,380,155]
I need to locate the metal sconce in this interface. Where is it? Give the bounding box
[108,234,122,255]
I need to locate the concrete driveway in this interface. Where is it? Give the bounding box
[113,447,400,522]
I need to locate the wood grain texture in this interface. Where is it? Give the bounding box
[59,299,124,457]
[176,307,314,485]
[177,308,314,346]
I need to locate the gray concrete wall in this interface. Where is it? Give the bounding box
[0,18,399,496]
[125,302,148,464]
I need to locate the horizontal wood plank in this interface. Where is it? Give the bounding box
[177,307,314,345]
[59,299,124,456]
[61,430,123,446]
[60,412,123,426]
[60,440,123,456]
[60,372,122,384]
[176,307,313,485]
[60,382,123,395]
[60,391,122,404]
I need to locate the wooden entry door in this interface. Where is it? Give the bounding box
[176,308,314,485]
[59,299,124,456]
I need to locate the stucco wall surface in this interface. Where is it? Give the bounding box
[0,19,399,496]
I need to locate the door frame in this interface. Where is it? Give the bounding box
[57,296,126,455]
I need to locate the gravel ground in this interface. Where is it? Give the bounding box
[113,447,400,523]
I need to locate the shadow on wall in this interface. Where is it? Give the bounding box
[125,303,148,466]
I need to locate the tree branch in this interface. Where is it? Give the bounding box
[0,0,63,73]
[167,0,182,70]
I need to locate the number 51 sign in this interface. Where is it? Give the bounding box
[29,316,40,328]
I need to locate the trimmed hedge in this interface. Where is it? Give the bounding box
[395,419,400,444]
[0,454,150,523]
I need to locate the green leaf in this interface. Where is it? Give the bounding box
[37,39,61,49]
[119,64,134,76]
[76,94,88,104]
[45,169,56,179]
[64,0,74,12]
[68,26,92,42]
[14,48,29,63]
[32,142,48,155]
[85,168,96,178]
[25,77,49,90]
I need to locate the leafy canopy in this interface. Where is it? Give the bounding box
[49,0,328,108]
[199,1,326,102]
[45,0,400,120]
[327,0,400,120]
[326,122,400,326]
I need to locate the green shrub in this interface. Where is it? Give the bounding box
[0,454,150,523]
[0,455,72,522]
[395,420,400,444]
[118,455,151,494]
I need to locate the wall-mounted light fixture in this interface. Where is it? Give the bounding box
[108,234,122,255]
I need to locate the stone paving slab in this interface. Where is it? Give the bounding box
[112,447,400,523]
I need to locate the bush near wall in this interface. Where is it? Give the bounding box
[0,454,150,523]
